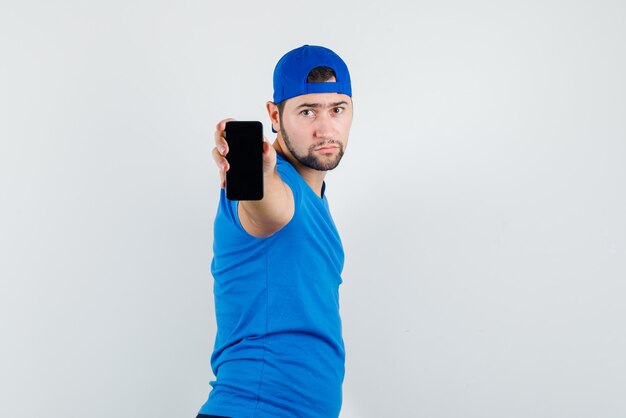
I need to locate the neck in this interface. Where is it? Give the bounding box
[273,140,327,197]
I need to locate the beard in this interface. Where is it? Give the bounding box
[280,125,345,171]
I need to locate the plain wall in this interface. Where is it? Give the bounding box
[1,1,625,417]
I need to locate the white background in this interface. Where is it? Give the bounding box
[1,1,625,417]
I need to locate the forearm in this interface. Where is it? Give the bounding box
[238,168,294,237]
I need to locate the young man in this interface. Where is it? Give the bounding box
[197,45,353,418]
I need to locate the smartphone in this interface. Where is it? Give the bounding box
[224,121,264,201]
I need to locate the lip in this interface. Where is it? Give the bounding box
[315,146,339,152]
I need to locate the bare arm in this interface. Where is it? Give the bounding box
[212,119,294,238]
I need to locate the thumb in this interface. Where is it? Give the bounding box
[262,138,276,173]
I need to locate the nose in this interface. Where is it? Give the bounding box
[313,113,334,139]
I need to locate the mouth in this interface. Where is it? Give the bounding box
[315,145,339,152]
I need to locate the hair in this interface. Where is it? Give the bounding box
[276,66,337,120]
[305,66,337,83]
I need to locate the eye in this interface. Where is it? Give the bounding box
[333,107,344,114]
[300,109,314,117]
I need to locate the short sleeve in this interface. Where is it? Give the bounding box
[275,153,302,209]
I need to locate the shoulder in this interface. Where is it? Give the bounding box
[275,153,302,196]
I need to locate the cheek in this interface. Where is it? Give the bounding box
[288,119,315,138]
[337,119,352,137]
[282,114,305,132]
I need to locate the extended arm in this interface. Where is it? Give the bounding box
[212,119,294,238]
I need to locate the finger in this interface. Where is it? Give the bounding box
[214,130,229,155]
[212,147,230,172]
[214,118,236,153]
[211,147,228,188]
[215,117,236,133]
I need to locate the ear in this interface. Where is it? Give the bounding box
[266,101,280,133]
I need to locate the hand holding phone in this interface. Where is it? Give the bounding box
[223,121,264,201]
[212,119,290,237]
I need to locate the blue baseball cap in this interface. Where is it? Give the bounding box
[272,45,352,104]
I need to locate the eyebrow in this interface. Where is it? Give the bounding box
[295,101,349,109]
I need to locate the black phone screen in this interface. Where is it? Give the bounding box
[224,121,264,201]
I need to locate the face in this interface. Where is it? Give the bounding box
[275,92,353,171]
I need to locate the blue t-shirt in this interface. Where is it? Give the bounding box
[199,153,345,418]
